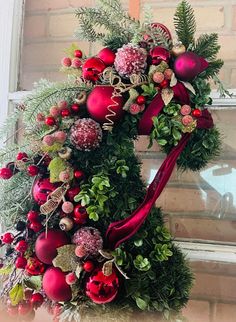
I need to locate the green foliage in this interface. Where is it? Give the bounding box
[151,244,173,262]
[134,255,151,272]
[144,25,173,49]
[194,33,220,60]
[174,0,196,48]
[201,60,224,80]
[23,276,42,291]
[9,283,24,306]
[48,157,73,183]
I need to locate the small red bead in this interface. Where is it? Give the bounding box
[73,204,88,224]
[27,210,39,223]
[27,165,39,176]
[18,301,32,316]
[30,293,44,308]
[74,49,83,58]
[136,95,146,105]
[1,232,14,244]
[192,108,202,118]
[45,116,56,126]
[61,108,71,117]
[71,103,80,113]
[83,260,94,272]
[16,152,28,162]
[160,79,169,89]
[15,256,27,269]
[29,222,43,233]
[74,170,85,180]
[15,240,28,253]
[0,167,13,180]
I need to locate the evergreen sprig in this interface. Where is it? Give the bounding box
[194,33,220,60]
[174,0,196,48]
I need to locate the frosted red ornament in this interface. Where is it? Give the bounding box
[82,57,106,82]
[61,57,71,67]
[32,178,59,205]
[42,267,72,302]
[87,86,124,124]
[180,104,191,116]
[35,229,69,264]
[97,47,116,66]
[182,115,194,126]
[70,118,102,151]
[86,268,119,304]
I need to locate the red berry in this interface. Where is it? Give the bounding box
[74,49,83,58]
[74,170,84,180]
[83,260,94,272]
[27,165,39,176]
[18,301,32,316]
[66,186,81,202]
[1,232,14,244]
[7,305,19,316]
[61,108,70,117]
[45,116,56,126]
[65,272,77,285]
[71,58,82,68]
[15,256,27,269]
[160,79,169,89]
[16,152,28,162]
[61,57,72,67]
[73,204,88,224]
[15,240,28,253]
[192,108,202,118]
[27,210,39,223]
[71,103,80,113]
[136,95,146,105]
[30,293,44,308]
[0,167,13,180]
[29,222,43,233]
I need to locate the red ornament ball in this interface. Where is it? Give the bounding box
[66,186,81,202]
[30,293,44,308]
[150,46,171,65]
[83,260,94,272]
[86,268,119,304]
[160,79,169,89]
[42,267,72,302]
[82,57,106,82]
[136,95,146,105]
[1,232,14,244]
[61,108,71,118]
[44,116,56,126]
[97,47,116,66]
[74,49,83,58]
[70,118,102,151]
[27,165,39,176]
[26,257,46,276]
[174,52,209,81]
[33,178,59,205]
[16,152,28,162]
[74,169,85,181]
[15,240,28,253]
[29,221,43,233]
[192,108,202,118]
[0,167,13,180]
[15,256,27,269]
[73,204,88,224]
[71,103,80,113]
[35,229,69,265]
[87,86,124,124]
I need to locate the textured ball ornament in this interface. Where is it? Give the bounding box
[114,44,147,77]
[182,115,194,126]
[97,47,116,66]
[50,105,60,117]
[42,267,72,302]
[32,178,59,206]
[87,86,124,124]
[180,104,191,116]
[82,57,106,82]
[150,46,171,66]
[86,268,119,304]
[70,118,102,151]
[72,227,103,257]
[174,52,209,81]
[54,131,67,143]
[35,229,69,264]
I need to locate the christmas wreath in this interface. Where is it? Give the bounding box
[0,1,227,321]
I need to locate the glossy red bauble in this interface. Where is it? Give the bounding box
[174,52,209,81]
[30,293,44,308]
[97,47,116,66]
[29,221,43,233]
[27,210,39,222]
[26,257,46,276]
[61,108,71,117]
[16,152,28,161]
[66,186,81,202]
[74,170,85,181]
[1,232,14,244]
[35,229,69,264]
[74,49,83,58]
[15,256,27,269]
[86,268,119,304]
[15,240,28,253]
[44,116,56,126]
[73,204,88,224]
[87,86,124,124]
[192,108,202,118]
[82,57,106,82]
[27,165,39,176]
[149,46,171,65]
[83,260,94,272]
[18,302,32,316]
[42,267,72,302]
[71,103,80,113]
[136,95,146,105]
[160,79,169,89]
[0,167,13,180]
[33,178,59,205]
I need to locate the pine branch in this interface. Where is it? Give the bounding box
[174,0,196,48]
[194,33,220,60]
[201,59,224,79]
[0,109,22,141]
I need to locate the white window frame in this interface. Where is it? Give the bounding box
[2,0,236,263]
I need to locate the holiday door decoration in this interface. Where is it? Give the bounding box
[0,1,227,321]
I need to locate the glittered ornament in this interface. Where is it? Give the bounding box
[87,86,124,124]
[32,178,59,206]
[174,52,209,81]
[70,118,102,151]
[82,57,106,82]
[43,135,55,146]
[86,268,119,304]
[50,105,60,117]
[180,104,191,116]
[182,115,194,126]
[97,47,116,66]
[72,227,103,257]
[35,229,69,264]
[114,44,147,77]
[26,257,46,275]
[54,131,67,143]
[42,267,72,302]
[57,100,68,110]
[150,46,170,65]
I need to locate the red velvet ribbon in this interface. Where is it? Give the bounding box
[106,83,214,250]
